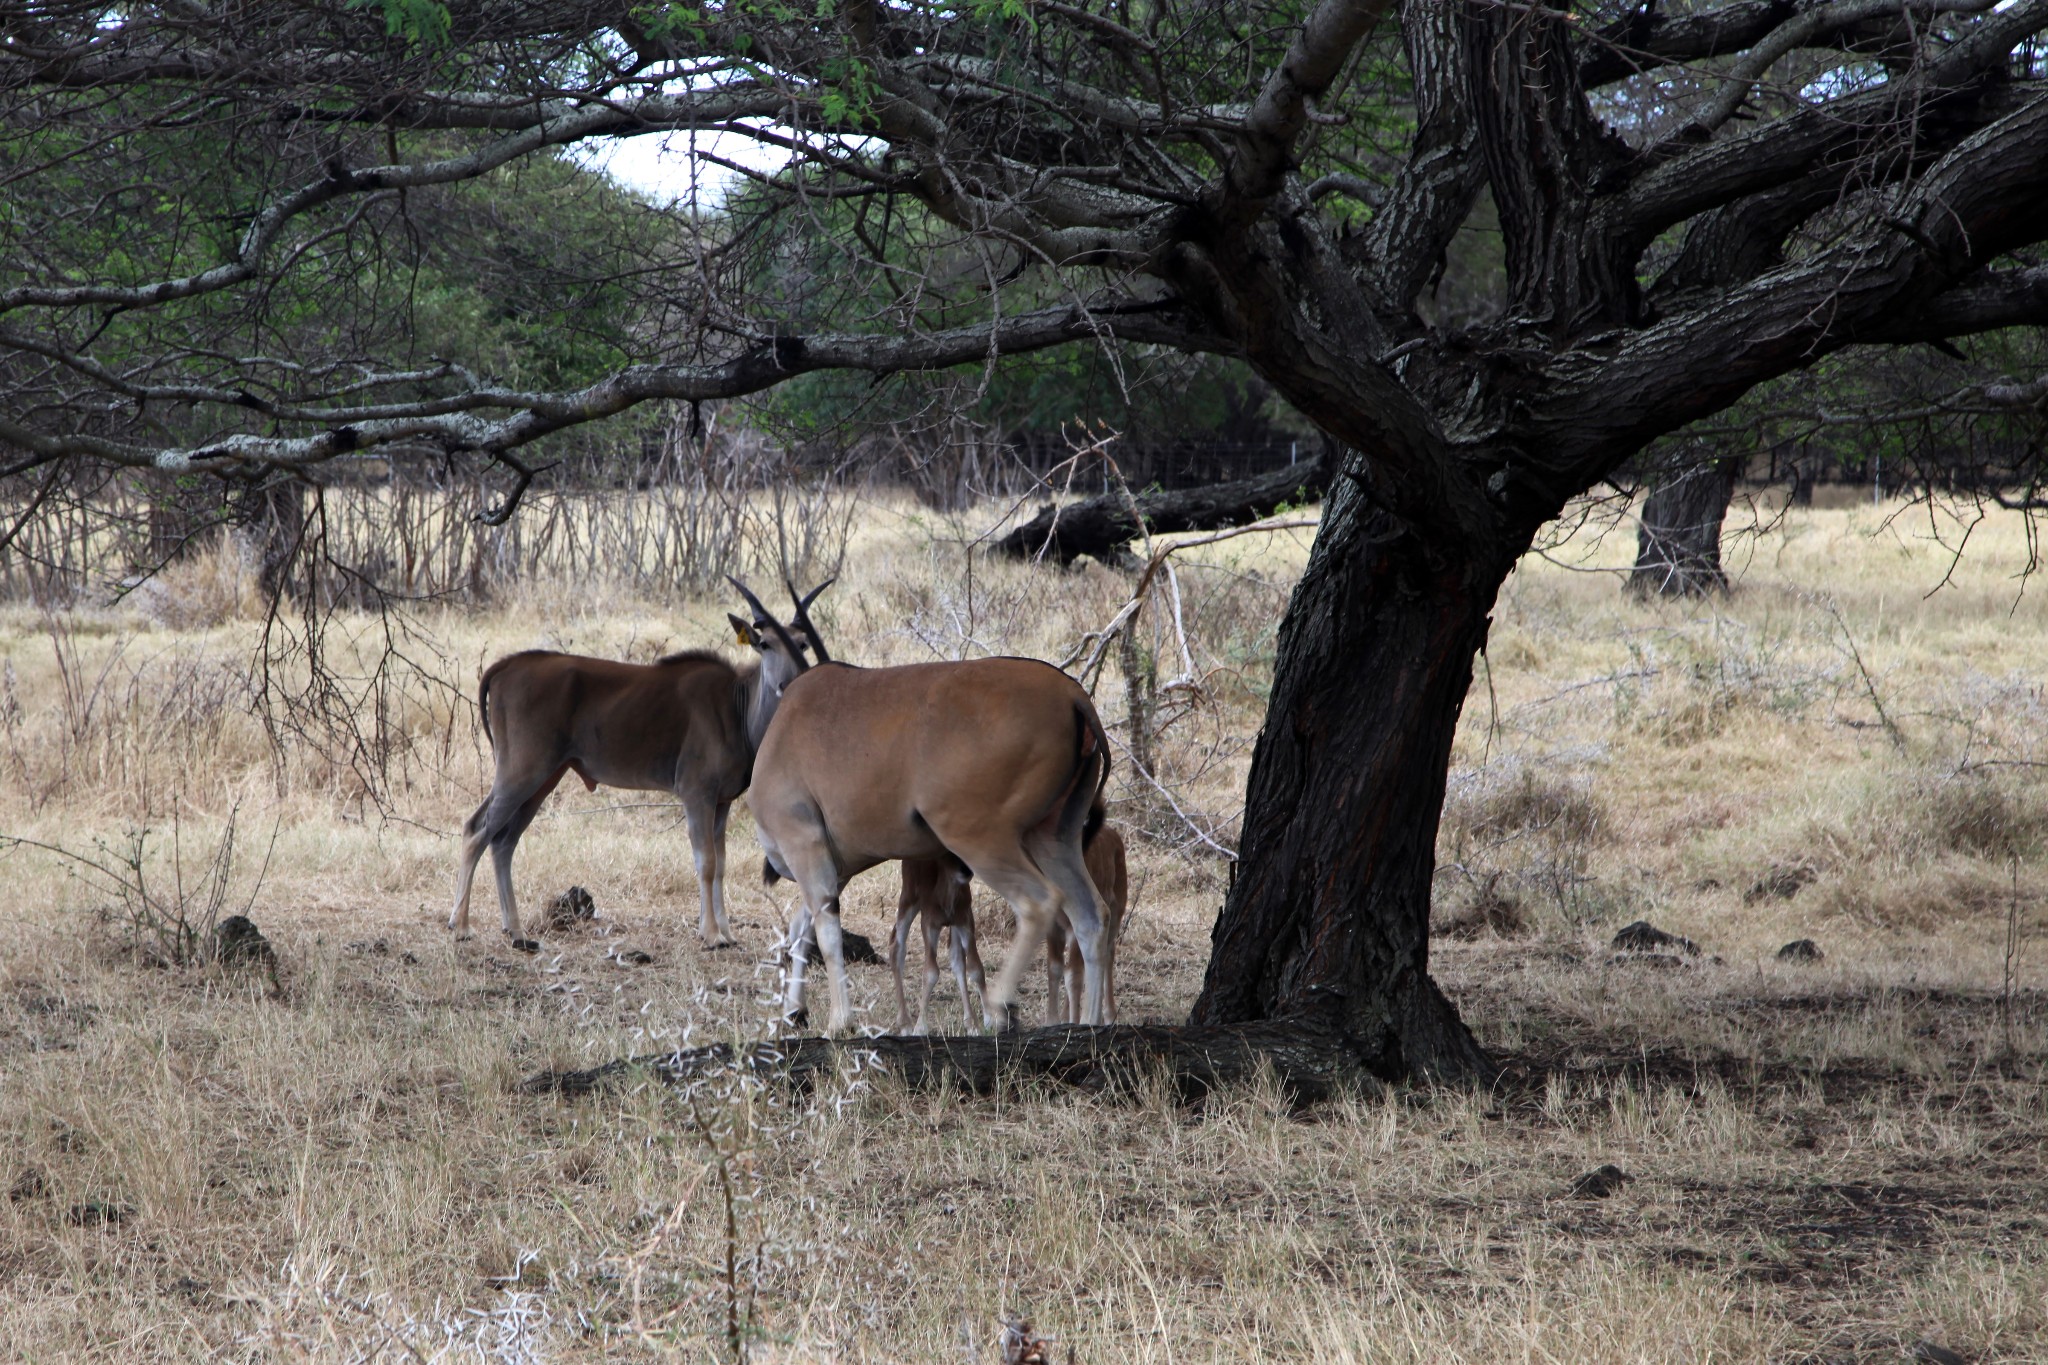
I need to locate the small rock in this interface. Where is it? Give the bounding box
[344,938,389,956]
[166,1275,210,1303]
[803,930,883,965]
[66,1199,133,1227]
[1569,1164,1634,1199]
[545,886,596,931]
[613,949,654,966]
[1609,920,1699,955]
[1911,1341,1968,1365]
[1744,862,1818,904]
[1777,938,1824,962]
[213,916,276,969]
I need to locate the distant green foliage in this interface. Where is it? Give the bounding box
[0,98,667,455]
[347,0,452,47]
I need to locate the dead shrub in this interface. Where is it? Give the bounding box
[1912,775,2043,861]
[1444,763,1604,847]
[1806,860,2011,931]
[4,804,278,970]
[1438,759,1609,928]
[1796,769,2048,892]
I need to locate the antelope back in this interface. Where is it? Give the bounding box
[754,656,1103,874]
[479,650,756,797]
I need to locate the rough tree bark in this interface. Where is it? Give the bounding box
[1186,475,1500,1078]
[1628,456,1744,596]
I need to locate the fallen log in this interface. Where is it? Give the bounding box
[522,1019,1390,1105]
[994,451,1329,566]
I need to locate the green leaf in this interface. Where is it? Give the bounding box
[346,0,452,48]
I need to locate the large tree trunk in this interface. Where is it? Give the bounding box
[1187,475,1500,1082]
[1628,455,1742,597]
[242,478,307,603]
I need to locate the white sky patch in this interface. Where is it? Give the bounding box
[567,127,792,207]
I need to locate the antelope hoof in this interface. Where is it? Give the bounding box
[701,934,737,951]
[510,937,541,954]
[784,1006,810,1032]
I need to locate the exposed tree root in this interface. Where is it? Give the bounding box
[522,1019,1396,1104]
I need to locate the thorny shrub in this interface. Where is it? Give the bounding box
[1,802,277,971]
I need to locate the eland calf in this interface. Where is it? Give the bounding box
[895,818,1128,1033]
[890,856,986,1034]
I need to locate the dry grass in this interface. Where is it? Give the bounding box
[2,492,2046,1361]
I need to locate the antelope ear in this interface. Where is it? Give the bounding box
[727,613,755,646]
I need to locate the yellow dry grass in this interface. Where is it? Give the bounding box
[2,491,2045,1361]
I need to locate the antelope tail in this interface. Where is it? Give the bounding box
[1066,700,1112,849]
[477,664,498,745]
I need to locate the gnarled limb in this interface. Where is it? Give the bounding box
[994,448,1330,565]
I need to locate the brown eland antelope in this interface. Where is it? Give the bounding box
[894,819,1127,1033]
[448,579,829,946]
[889,857,986,1034]
[752,654,1114,1033]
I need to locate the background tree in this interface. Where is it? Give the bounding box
[1626,447,1745,597]
[7,1,2048,1080]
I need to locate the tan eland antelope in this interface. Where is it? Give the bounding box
[448,579,829,946]
[889,857,986,1034]
[752,654,1114,1033]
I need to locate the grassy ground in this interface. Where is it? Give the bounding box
[1,491,2044,1361]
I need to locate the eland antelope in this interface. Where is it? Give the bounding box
[754,655,1114,1033]
[890,856,986,1034]
[448,580,829,945]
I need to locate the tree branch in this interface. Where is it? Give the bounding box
[1218,0,1396,224]
[0,302,1205,474]
[1580,0,1798,88]
[1673,0,1999,145]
